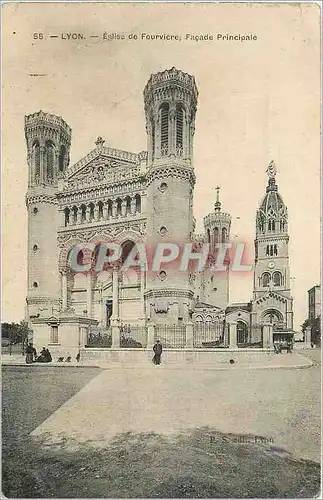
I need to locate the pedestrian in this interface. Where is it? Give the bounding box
[152,340,162,365]
[25,342,36,364]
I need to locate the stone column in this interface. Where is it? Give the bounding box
[131,197,136,215]
[86,205,91,223]
[111,267,119,321]
[61,271,68,310]
[262,322,274,349]
[94,204,99,221]
[229,321,237,349]
[111,324,120,348]
[121,199,127,217]
[103,203,108,219]
[79,326,88,347]
[77,206,82,224]
[147,323,155,349]
[112,200,117,218]
[86,272,92,318]
[223,323,229,346]
[40,144,46,184]
[140,271,146,323]
[304,326,312,348]
[185,322,194,348]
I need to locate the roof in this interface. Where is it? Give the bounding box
[259,178,285,214]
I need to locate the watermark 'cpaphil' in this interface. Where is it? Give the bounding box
[66,240,253,277]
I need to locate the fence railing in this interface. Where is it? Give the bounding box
[155,324,186,348]
[193,321,226,348]
[86,330,112,348]
[120,325,147,348]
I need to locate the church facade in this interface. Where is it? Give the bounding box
[25,67,293,355]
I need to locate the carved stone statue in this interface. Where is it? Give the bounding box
[266,160,277,179]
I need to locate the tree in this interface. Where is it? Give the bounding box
[1,321,29,344]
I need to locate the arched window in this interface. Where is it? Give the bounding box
[266,245,270,256]
[116,198,122,216]
[121,240,136,266]
[262,272,271,287]
[58,145,66,172]
[176,104,184,154]
[45,140,55,183]
[151,117,155,159]
[237,321,248,344]
[272,221,276,231]
[33,141,40,183]
[81,205,86,223]
[222,227,227,243]
[64,207,70,227]
[125,196,131,215]
[273,271,282,286]
[207,229,211,243]
[273,244,278,256]
[214,227,219,244]
[135,194,141,213]
[89,203,95,222]
[195,315,203,323]
[160,103,169,155]
[107,200,113,218]
[98,201,104,219]
[72,206,78,225]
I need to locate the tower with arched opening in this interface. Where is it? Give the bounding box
[203,187,231,309]
[252,161,293,329]
[144,67,198,324]
[25,111,71,320]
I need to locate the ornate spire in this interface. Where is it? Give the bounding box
[214,186,221,212]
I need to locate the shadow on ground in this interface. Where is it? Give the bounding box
[2,428,320,498]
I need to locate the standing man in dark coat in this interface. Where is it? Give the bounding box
[152,340,163,365]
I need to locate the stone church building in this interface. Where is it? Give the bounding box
[25,67,293,356]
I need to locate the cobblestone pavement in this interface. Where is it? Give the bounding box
[31,350,321,463]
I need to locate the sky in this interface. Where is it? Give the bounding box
[2,2,321,329]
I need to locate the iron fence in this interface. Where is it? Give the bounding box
[120,324,147,348]
[86,328,112,348]
[193,321,225,348]
[155,324,186,348]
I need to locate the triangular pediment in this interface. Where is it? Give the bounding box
[65,146,145,190]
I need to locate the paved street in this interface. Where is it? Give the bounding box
[2,350,321,498]
[30,350,321,463]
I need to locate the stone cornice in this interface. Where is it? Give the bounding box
[144,288,194,299]
[26,192,58,206]
[57,179,146,204]
[256,235,290,243]
[57,216,147,234]
[147,164,195,186]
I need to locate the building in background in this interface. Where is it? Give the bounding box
[308,285,321,321]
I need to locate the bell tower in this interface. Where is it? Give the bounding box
[203,187,231,309]
[144,68,198,324]
[25,111,71,320]
[252,161,293,329]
